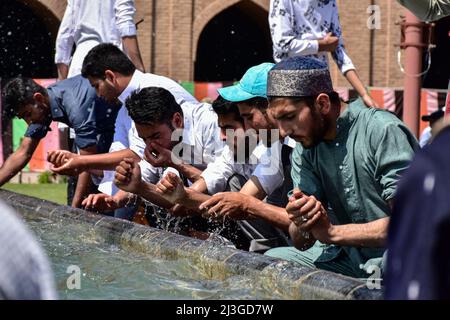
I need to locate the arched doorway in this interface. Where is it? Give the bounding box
[0,0,58,79]
[194,1,273,82]
[422,16,450,89]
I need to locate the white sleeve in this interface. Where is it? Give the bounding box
[330,0,355,74]
[269,0,319,62]
[98,171,118,196]
[200,148,235,194]
[251,143,284,196]
[198,105,224,165]
[202,123,223,165]
[138,160,160,184]
[55,0,75,65]
[110,107,130,152]
[139,161,180,184]
[129,121,146,158]
[168,82,198,105]
[114,0,137,37]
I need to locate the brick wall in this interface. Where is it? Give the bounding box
[27,0,408,86]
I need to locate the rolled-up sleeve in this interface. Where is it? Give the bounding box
[114,0,137,37]
[269,0,319,62]
[24,123,50,140]
[73,123,97,149]
[371,121,418,202]
[55,0,75,65]
[201,149,234,195]
[330,1,355,75]
[252,142,284,196]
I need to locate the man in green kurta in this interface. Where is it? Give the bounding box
[264,56,419,278]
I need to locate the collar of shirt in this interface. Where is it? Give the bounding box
[180,104,195,146]
[118,70,145,104]
[283,136,297,149]
[335,98,365,139]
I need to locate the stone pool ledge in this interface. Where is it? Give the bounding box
[0,189,383,300]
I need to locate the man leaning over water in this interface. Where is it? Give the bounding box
[264,56,419,279]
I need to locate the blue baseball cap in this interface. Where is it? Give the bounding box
[218,62,275,102]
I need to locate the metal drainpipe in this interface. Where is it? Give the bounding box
[369,0,375,86]
[151,0,157,73]
[402,11,423,137]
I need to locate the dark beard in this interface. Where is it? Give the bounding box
[302,111,328,149]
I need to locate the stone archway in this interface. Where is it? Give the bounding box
[193,0,272,81]
[193,0,269,59]
[422,16,450,89]
[0,0,63,78]
[18,0,65,33]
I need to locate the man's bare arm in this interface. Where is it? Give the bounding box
[0,137,40,186]
[122,36,145,72]
[50,148,141,175]
[71,145,97,208]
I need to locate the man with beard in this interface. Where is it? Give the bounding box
[264,56,418,279]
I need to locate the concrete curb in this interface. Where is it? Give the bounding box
[0,189,383,300]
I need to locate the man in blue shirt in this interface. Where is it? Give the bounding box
[1,76,119,207]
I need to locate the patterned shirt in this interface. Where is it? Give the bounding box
[291,98,419,266]
[269,0,355,74]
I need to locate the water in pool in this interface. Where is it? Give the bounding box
[26,216,283,300]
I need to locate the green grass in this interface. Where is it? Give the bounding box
[2,183,68,205]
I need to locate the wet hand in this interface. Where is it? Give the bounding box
[144,143,175,168]
[47,150,76,167]
[156,172,186,204]
[199,192,250,220]
[50,157,82,176]
[82,193,120,212]
[287,188,323,232]
[114,158,142,194]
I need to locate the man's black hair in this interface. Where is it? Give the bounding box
[212,95,243,125]
[125,87,183,126]
[81,43,135,79]
[1,77,47,120]
[244,97,269,110]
